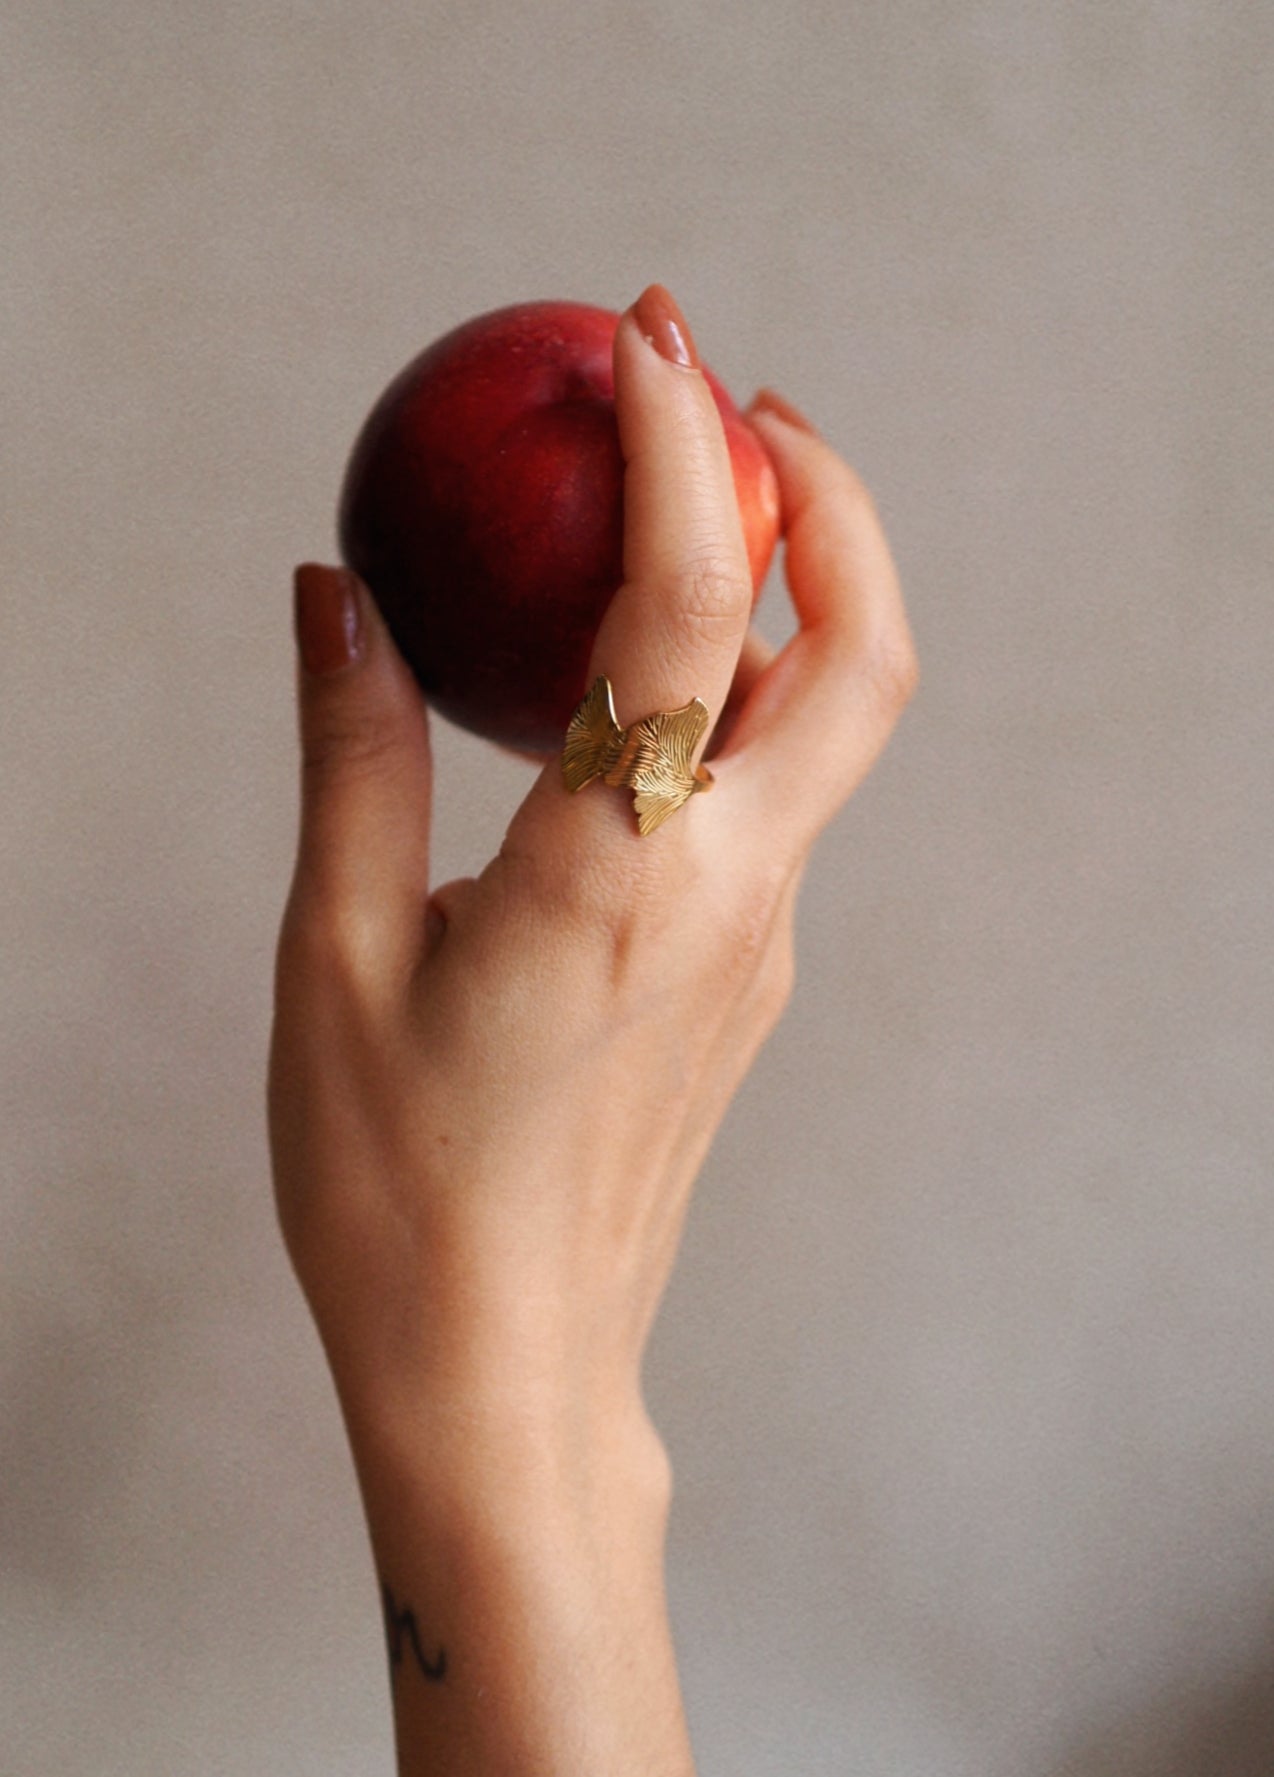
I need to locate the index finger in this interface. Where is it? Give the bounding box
[515,286,760,855]
[588,285,755,737]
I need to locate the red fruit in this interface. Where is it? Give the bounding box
[338,300,779,755]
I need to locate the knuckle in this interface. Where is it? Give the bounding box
[867,629,920,714]
[496,832,597,923]
[832,609,917,722]
[713,869,785,985]
[758,943,796,1028]
[676,549,752,640]
[495,831,641,945]
[495,827,709,1005]
[571,851,689,985]
[276,890,385,1007]
[302,708,402,783]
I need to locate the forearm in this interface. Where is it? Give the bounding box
[346,1395,694,1776]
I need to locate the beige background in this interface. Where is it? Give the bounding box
[3,3,1271,1772]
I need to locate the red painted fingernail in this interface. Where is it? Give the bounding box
[632,284,700,369]
[293,563,364,675]
[751,388,819,436]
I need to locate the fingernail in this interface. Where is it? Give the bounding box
[632,283,700,369]
[751,388,819,436]
[293,563,364,675]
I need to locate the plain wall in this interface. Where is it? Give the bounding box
[3,3,1271,1772]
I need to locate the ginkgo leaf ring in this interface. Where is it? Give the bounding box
[562,675,714,836]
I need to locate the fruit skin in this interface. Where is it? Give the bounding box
[338,300,780,755]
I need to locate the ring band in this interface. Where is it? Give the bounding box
[562,675,713,836]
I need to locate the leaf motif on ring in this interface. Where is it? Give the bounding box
[562,675,713,836]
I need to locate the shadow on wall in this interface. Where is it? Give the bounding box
[1049,1631,1274,1777]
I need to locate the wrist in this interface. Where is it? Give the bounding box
[321,1312,682,1750]
[340,1369,673,1543]
[340,1381,689,1775]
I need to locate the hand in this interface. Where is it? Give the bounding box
[268,286,915,1774]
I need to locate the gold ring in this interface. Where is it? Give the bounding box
[561,675,714,837]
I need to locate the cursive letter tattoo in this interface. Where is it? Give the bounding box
[381,1580,447,1684]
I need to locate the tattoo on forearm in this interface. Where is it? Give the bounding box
[381,1580,447,1684]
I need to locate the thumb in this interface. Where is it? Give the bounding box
[289,563,432,968]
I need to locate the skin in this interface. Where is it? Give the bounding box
[268,291,917,1775]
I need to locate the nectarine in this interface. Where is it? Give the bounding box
[338,300,778,754]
